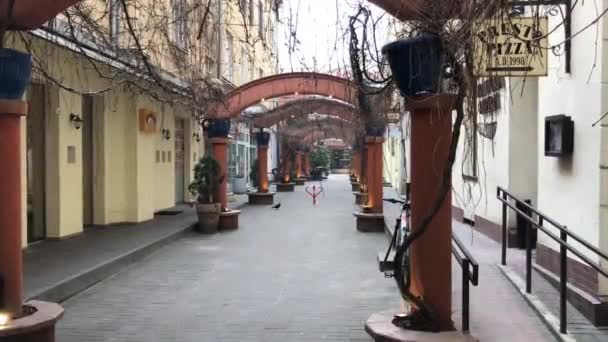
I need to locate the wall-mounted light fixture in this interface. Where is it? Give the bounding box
[193,132,201,142]
[0,312,9,326]
[69,113,83,130]
[161,129,171,140]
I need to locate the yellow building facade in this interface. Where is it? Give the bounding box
[13,0,279,247]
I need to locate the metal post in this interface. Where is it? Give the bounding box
[462,259,470,332]
[560,227,568,334]
[501,191,507,265]
[526,213,532,293]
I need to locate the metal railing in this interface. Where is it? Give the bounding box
[497,186,608,334]
[451,234,479,332]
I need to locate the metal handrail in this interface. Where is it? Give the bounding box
[497,187,608,277]
[496,186,608,335]
[452,234,480,285]
[451,234,479,332]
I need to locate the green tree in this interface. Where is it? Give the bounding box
[310,146,331,169]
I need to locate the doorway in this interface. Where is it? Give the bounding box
[26,84,47,243]
[82,95,95,226]
[175,118,185,204]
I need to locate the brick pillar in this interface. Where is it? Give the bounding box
[211,137,230,210]
[409,95,456,331]
[257,146,269,193]
[365,136,384,213]
[295,151,303,178]
[352,150,360,180]
[0,100,27,316]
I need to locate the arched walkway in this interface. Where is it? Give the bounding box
[252,98,358,128]
[209,73,357,118]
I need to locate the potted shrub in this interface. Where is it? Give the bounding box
[189,155,224,234]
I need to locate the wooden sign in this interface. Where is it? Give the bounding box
[473,17,548,77]
[139,108,157,133]
[386,112,400,124]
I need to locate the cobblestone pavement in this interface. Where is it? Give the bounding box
[57,176,397,342]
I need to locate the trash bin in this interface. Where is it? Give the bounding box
[516,199,537,249]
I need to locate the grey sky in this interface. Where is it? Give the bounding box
[277,0,390,75]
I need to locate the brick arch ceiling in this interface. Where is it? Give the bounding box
[253,98,358,128]
[286,122,355,145]
[210,72,359,118]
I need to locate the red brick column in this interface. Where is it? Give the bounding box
[408,95,456,331]
[211,137,230,210]
[0,100,27,316]
[295,151,303,178]
[257,145,269,193]
[365,137,384,213]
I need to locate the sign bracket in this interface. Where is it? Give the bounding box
[509,0,571,73]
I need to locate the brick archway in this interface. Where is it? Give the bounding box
[209,73,358,118]
[253,98,358,128]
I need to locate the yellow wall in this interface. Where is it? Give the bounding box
[12,33,198,244]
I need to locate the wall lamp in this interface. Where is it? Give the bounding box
[161,129,171,140]
[69,113,83,130]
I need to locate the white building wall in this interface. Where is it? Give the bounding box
[452,85,511,226]
[537,4,602,266]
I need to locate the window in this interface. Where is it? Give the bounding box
[240,47,248,83]
[249,0,255,25]
[109,0,122,44]
[249,56,254,81]
[205,56,216,75]
[173,0,188,49]
[225,31,234,80]
[258,1,264,37]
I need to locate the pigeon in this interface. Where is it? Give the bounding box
[271,203,281,209]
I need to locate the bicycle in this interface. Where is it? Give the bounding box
[380,184,439,332]
[380,195,410,278]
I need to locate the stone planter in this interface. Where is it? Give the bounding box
[233,176,247,194]
[196,203,221,234]
[248,192,275,205]
[276,183,295,192]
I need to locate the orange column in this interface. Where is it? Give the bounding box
[211,137,230,210]
[295,152,303,179]
[257,146,269,193]
[365,136,384,213]
[409,95,455,331]
[352,151,360,180]
[0,100,27,316]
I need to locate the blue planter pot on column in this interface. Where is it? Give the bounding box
[207,119,231,138]
[0,49,32,99]
[256,131,270,146]
[382,33,444,97]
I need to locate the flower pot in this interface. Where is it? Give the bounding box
[0,49,32,99]
[382,33,444,97]
[207,119,231,138]
[196,203,221,234]
[233,176,247,194]
[256,131,271,146]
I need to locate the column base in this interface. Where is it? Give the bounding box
[276,183,295,192]
[0,301,64,342]
[295,178,306,186]
[366,310,477,342]
[247,192,275,205]
[353,192,368,205]
[351,182,361,192]
[354,211,384,232]
[219,210,240,230]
